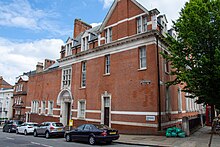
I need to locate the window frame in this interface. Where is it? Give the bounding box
[105,55,110,74]
[81,61,86,88]
[139,46,147,69]
[78,100,86,119]
[48,101,54,115]
[62,67,72,88]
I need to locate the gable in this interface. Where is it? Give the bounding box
[100,0,148,32]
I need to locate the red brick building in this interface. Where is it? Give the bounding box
[24,0,203,134]
[13,74,29,121]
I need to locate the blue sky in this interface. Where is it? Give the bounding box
[0,0,187,85]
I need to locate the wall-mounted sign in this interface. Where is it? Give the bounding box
[146,116,156,121]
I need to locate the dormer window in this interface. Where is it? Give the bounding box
[105,28,112,43]
[137,16,148,34]
[66,43,72,56]
[81,36,89,51]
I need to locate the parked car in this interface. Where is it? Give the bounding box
[3,120,23,133]
[33,122,65,139]
[64,124,119,145]
[16,122,39,135]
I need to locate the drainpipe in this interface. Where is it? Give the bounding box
[156,34,162,131]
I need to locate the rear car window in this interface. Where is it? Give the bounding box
[52,123,63,127]
[94,124,111,129]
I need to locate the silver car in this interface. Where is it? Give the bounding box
[33,122,65,139]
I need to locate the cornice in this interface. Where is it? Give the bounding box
[58,30,161,63]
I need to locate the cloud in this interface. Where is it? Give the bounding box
[0,37,64,85]
[99,0,114,9]
[0,0,71,37]
[90,22,102,27]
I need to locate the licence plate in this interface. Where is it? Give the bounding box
[109,132,116,135]
[57,128,62,131]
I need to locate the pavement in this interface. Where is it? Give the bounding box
[116,126,220,147]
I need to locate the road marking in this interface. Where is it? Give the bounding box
[41,144,53,147]
[31,142,41,145]
[6,137,15,140]
[31,142,53,147]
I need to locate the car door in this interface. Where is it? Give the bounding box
[38,123,45,134]
[72,124,85,141]
[19,123,25,133]
[82,124,92,141]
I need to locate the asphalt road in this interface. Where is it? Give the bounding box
[0,129,136,147]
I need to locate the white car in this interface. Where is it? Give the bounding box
[16,122,39,135]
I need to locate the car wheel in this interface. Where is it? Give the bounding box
[45,131,50,139]
[33,131,38,137]
[65,134,72,142]
[24,130,28,136]
[89,136,96,145]
[8,128,11,133]
[16,129,19,134]
[2,128,5,132]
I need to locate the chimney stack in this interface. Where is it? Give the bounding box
[44,59,55,69]
[36,62,43,73]
[73,19,92,38]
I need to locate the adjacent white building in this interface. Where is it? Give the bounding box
[0,88,14,121]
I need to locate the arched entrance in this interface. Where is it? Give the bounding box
[57,89,73,126]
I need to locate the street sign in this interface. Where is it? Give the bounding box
[69,119,73,126]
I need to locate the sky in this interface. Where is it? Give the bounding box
[0,0,188,85]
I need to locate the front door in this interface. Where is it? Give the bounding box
[104,107,109,126]
[66,102,71,126]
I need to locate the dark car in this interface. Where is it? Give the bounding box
[33,122,65,139]
[3,120,23,133]
[64,124,119,145]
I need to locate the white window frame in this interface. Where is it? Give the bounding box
[77,100,86,119]
[105,55,110,74]
[137,17,142,34]
[143,16,148,32]
[81,35,89,51]
[81,61,86,88]
[139,47,147,69]
[66,43,72,56]
[41,101,46,114]
[101,91,112,127]
[31,100,39,114]
[48,101,54,115]
[105,28,112,43]
[137,15,148,34]
[62,67,72,89]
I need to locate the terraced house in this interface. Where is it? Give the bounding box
[25,0,204,134]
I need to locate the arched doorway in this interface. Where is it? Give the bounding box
[57,89,73,126]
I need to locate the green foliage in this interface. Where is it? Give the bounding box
[162,0,220,109]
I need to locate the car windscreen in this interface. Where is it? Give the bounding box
[93,124,111,130]
[52,123,63,127]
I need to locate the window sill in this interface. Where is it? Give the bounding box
[79,87,86,90]
[165,71,170,75]
[103,73,110,76]
[77,117,85,120]
[138,68,147,71]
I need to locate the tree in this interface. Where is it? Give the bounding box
[163,0,220,112]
